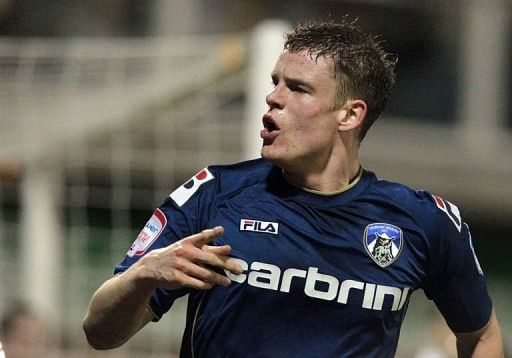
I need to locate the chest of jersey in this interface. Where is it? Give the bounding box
[185,189,430,357]
[206,189,428,316]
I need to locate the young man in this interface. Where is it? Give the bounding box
[83,20,504,357]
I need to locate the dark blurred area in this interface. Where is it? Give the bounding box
[0,0,152,37]
[0,0,459,122]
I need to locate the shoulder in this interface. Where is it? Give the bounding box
[207,158,273,189]
[368,173,462,234]
[368,174,438,215]
[169,158,272,207]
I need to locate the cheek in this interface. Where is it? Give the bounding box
[288,123,324,149]
[288,101,318,120]
[284,101,337,146]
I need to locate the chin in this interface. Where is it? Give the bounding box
[261,150,288,169]
[261,148,278,162]
[261,145,279,158]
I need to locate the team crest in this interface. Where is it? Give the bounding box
[363,223,403,268]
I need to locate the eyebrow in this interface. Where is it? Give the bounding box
[272,73,315,91]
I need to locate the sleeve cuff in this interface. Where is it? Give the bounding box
[146,303,160,322]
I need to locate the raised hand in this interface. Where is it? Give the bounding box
[135,226,243,291]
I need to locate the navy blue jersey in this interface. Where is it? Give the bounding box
[115,159,492,357]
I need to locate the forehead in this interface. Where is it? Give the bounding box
[273,50,334,79]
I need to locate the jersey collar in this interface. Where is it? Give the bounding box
[290,166,363,196]
[268,166,375,207]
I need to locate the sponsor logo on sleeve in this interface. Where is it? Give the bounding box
[363,223,404,268]
[128,208,167,257]
[432,195,462,233]
[169,168,215,207]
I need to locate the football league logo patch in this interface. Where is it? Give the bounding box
[364,223,403,268]
[128,208,167,257]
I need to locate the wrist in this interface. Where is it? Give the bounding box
[124,256,159,292]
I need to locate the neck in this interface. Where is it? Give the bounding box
[282,156,361,192]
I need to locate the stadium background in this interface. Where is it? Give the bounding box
[0,0,510,356]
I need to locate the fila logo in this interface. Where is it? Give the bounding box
[240,219,279,235]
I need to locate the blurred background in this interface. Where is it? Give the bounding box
[0,0,510,357]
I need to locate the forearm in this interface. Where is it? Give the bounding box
[82,265,155,350]
[456,310,504,358]
[82,227,241,349]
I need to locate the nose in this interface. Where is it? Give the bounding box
[265,85,284,110]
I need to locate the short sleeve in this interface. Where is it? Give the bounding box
[114,167,217,319]
[422,197,492,333]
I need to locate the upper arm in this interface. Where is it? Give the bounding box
[455,310,504,358]
[114,167,219,319]
[423,196,492,333]
[421,196,503,357]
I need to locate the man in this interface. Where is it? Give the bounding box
[83,20,503,357]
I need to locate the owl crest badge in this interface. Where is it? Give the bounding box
[363,223,404,268]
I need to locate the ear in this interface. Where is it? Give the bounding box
[337,99,367,132]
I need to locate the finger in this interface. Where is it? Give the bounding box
[224,259,244,275]
[201,250,244,275]
[183,244,243,275]
[178,260,231,287]
[182,226,224,247]
[190,248,243,275]
[203,244,232,255]
[165,270,214,291]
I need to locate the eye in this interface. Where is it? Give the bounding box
[289,84,308,93]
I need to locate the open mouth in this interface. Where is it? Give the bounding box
[261,115,280,143]
[263,115,279,132]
